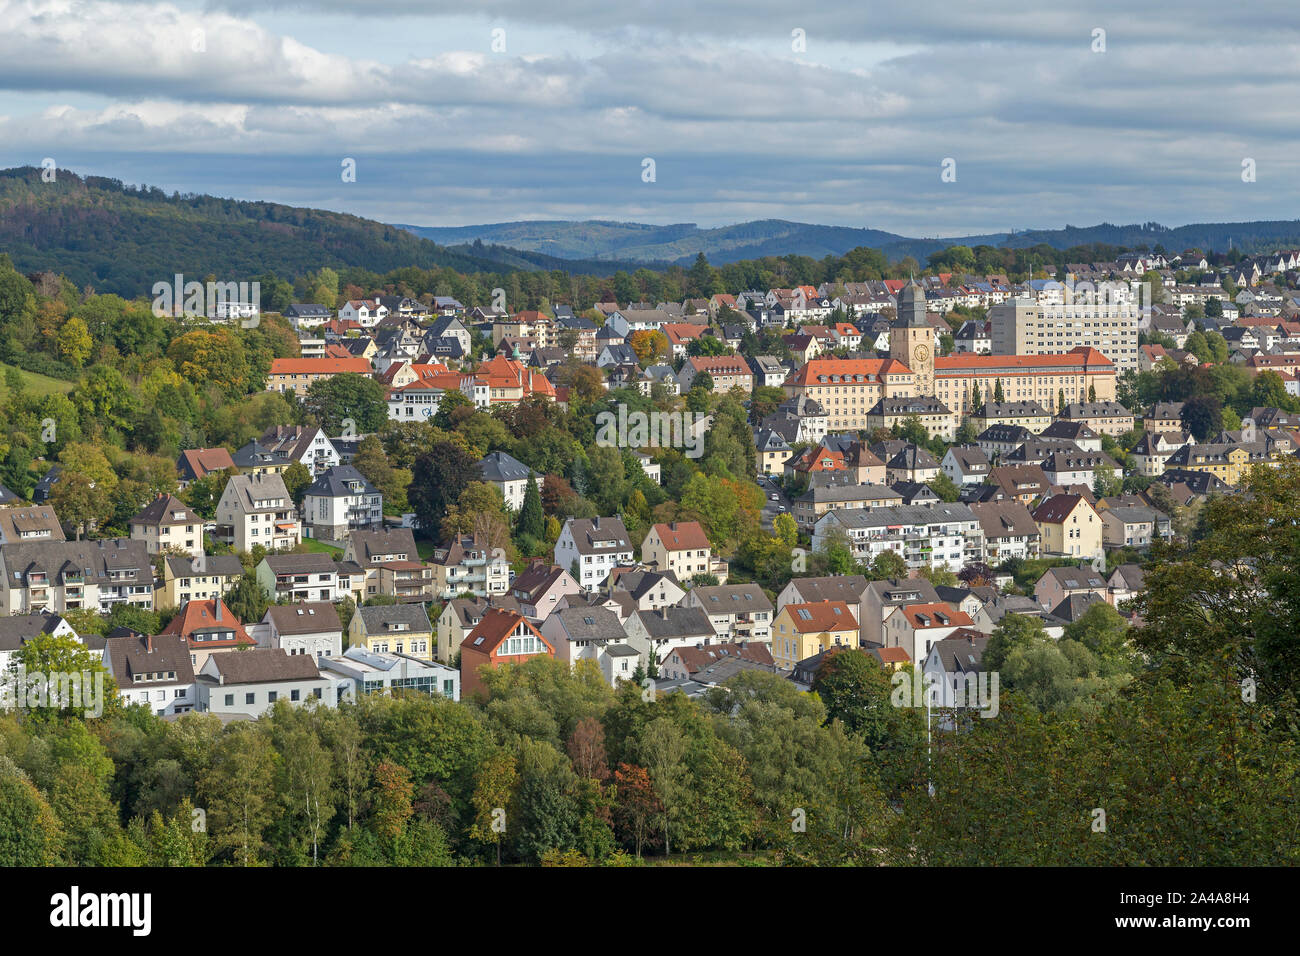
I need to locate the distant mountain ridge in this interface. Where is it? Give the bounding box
[399,217,1300,266]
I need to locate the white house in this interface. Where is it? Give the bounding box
[554,517,634,591]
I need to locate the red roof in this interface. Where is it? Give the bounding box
[894,602,973,630]
[270,357,372,376]
[461,607,552,656]
[651,521,710,552]
[160,598,256,649]
[179,447,235,480]
[785,357,906,387]
[935,347,1112,373]
[782,601,858,632]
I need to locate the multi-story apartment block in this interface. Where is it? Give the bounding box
[989,297,1140,372]
[0,504,65,545]
[266,357,373,397]
[684,584,774,645]
[811,502,985,573]
[158,554,244,611]
[0,538,154,615]
[345,528,433,602]
[302,465,383,544]
[255,553,365,604]
[641,521,724,583]
[214,473,301,553]
[429,534,511,599]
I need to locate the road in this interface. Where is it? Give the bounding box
[757,474,792,531]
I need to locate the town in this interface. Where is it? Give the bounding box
[0,239,1294,868]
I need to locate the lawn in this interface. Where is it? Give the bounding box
[0,363,77,403]
[299,538,343,556]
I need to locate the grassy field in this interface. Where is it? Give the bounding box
[299,538,343,556]
[0,363,77,403]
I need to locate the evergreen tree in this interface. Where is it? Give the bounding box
[993,378,1005,404]
[517,473,544,539]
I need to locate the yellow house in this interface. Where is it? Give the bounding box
[1031,493,1103,562]
[771,601,859,668]
[347,603,434,660]
[158,554,246,611]
[1163,442,1276,486]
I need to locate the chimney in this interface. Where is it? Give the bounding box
[669,521,677,532]
[592,516,599,529]
[144,634,153,652]
[215,599,222,621]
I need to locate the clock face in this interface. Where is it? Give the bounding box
[913,343,931,363]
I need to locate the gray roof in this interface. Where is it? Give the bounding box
[105,633,195,689]
[202,647,321,684]
[476,451,531,483]
[563,517,632,556]
[634,606,714,640]
[865,577,941,607]
[691,584,774,614]
[261,552,339,574]
[165,554,245,578]
[266,602,342,635]
[797,483,901,506]
[356,603,432,633]
[305,465,378,499]
[0,612,64,651]
[787,574,870,605]
[970,501,1039,539]
[930,634,988,673]
[0,537,151,589]
[550,606,628,644]
[823,502,977,531]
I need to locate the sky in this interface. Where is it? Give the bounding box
[0,0,1297,237]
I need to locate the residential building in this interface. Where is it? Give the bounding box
[348,604,434,660]
[128,494,203,557]
[624,606,717,666]
[554,517,634,591]
[214,473,301,553]
[1032,494,1104,561]
[0,538,153,615]
[460,608,556,698]
[159,597,258,671]
[538,605,639,685]
[1034,565,1109,610]
[0,612,78,674]
[641,521,720,582]
[344,528,433,602]
[259,425,341,475]
[429,534,510,599]
[941,446,991,486]
[1100,505,1168,549]
[660,641,776,682]
[510,561,582,623]
[262,602,344,660]
[923,633,990,708]
[970,501,1041,563]
[176,447,236,485]
[256,553,361,604]
[195,648,338,716]
[677,355,755,393]
[0,504,65,545]
[475,451,532,511]
[684,584,774,644]
[771,601,859,668]
[1059,401,1135,437]
[104,633,196,716]
[302,465,383,544]
[859,578,943,646]
[266,357,373,397]
[158,554,244,611]
[812,502,985,573]
[969,400,1053,433]
[606,568,686,613]
[791,482,902,532]
[884,602,976,666]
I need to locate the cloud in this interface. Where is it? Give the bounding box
[0,0,1297,233]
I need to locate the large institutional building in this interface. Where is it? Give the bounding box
[783,284,1118,433]
[988,297,1140,372]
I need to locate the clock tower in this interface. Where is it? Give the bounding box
[891,281,934,397]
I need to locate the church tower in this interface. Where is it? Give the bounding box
[891,281,934,397]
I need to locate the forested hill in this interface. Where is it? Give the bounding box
[0,166,509,297]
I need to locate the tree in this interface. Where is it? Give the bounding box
[613,763,661,857]
[0,759,63,866]
[1181,395,1223,441]
[56,315,93,367]
[927,473,961,502]
[199,725,275,866]
[993,379,1005,404]
[1092,464,1122,499]
[628,330,668,366]
[409,441,478,535]
[517,473,544,540]
[303,373,387,434]
[281,461,313,506]
[869,549,909,580]
[983,613,1050,672]
[469,749,517,865]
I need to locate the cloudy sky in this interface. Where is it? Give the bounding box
[0,0,1296,236]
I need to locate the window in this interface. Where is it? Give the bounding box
[225,694,234,706]
[245,693,255,705]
